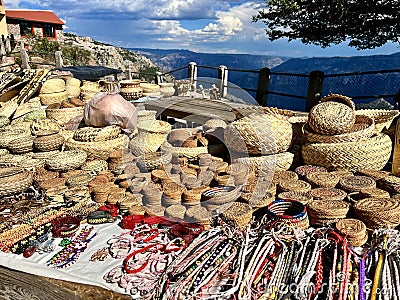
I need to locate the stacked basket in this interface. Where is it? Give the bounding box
[302,94,392,171]
[39,78,68,106]
[119,80,143,100]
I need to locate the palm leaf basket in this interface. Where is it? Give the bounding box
[303,115,375,143]
[65,134,129,160]
[356,109,399,133]
[45,106,84,125]
[301,134,392,171]
[0,168,33,197]
[235,152,294,174]
[224,113,292,155]
[45,150,88,172]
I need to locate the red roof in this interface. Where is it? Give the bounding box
[5,10,65,25]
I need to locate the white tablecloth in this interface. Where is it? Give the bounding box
[0,222,130,297]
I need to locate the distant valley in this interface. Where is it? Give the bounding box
[130,48,400,110]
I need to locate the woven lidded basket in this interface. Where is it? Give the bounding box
[277,191,313,204]
[221,202,253,229]
[309,187,347,201]
[308,94,356,135]
[339,175,376,192]
[40,90,69,106]
[353,198,400,229]
[224,113,292,155]
[307,199,350,225]
[303,115,375,143]
[302,134,392,171]
[278,180,312,193]
[45,150,87,172]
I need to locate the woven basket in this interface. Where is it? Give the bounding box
[33,132,64,152]
[277,191,313,204]
[45,150,87,172]
[165,204,186,219]
[0,130,29,148]
[335,218,368,246]
[40,90,69,106]
[224,113,292,155]
[272,170,299,184]
[7,136,34,154]
[203,118,227,132]
[377,175,400,195]
[202,186,241,205]
[307,200,350,225]
[303,115,375,143]
[46,106,84,125]
[65,134,128,160]
[73,125,121,142]
[172,146,208,161]
[136,149,173,172]
[267,199,309,230]
[235,152,294,174]
[302,134,392,171]
[356,109,399,133]
[305,171,340,188]
[278,180,312,193]
[309,187,347,201]
[81,159,108,174]
[137,110,157,127]
[339,175,376,192]
[66,172,95,187]
[136,120,171,153]
[140,83,160,93]
[30,118,61,135]
[182,186,209,204]
[0,168,33,196]
[353,198,400,229]
[221,202,253,229]
[40,78,66,94]
[356,169,390,181]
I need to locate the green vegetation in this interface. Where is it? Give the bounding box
[136,66,160,82]
[253,0,400,49]
[61,45,91,65]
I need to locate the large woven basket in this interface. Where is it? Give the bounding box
[353,198,400,229]
[65,134,128,160]
[33,131,65,152]
[224,113,292,155]
[45,150,88,172]
[356,109,399,133]
[302,134,392,171]
[46,106,84,125]
[303,115,375,143]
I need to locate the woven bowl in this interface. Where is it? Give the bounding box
[303,115,375,143]
[305,171,340,188]
[7,136,34,154]
[73,125,121,142]
[45,150,87,172]
[45,106,84,126]
[224,113,292,155]
[0,169,33,196]
[33,132,65,152]
[302,134,392,171]
[356,109,399,133]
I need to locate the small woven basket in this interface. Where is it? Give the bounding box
[0,169,33,196]
[267,199,309,230]
[278,180,312,193]
[136,120,171,153]
[165,204,186,219]
[307,200,350,226]
[81,159,109,174]
[305,171,340,188]
[277,191,313,205]
[335,218,368,247]
[302,134,392,171]
[33,131,65,152]
[339,175,376,192]
[221,202,253,229]
[40,90,69,106]
[202,186,241,205]
[353,198,400,229]
[45,150,87,172]
[73,125,121,142]
[46,106,84,125]
[7,136,34,154]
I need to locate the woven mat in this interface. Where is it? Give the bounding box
[0,266,130,300]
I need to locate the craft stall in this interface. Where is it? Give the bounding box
[0,69,400,299]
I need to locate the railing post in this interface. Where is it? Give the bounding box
[218,65,228,98]
[125,69,132,80]
[155,71,162,84]
[5,37,11,53]
[306,70,324,111]
[188,62,198,92]
[256,67,271,107]
[55,50,63,68]
[20,48,30,70]
[0,41,5,56]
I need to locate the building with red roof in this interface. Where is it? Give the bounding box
[5,8,65,42]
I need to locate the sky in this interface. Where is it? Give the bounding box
[5,0,400,57]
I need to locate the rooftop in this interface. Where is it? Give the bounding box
[5,9,65,25]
